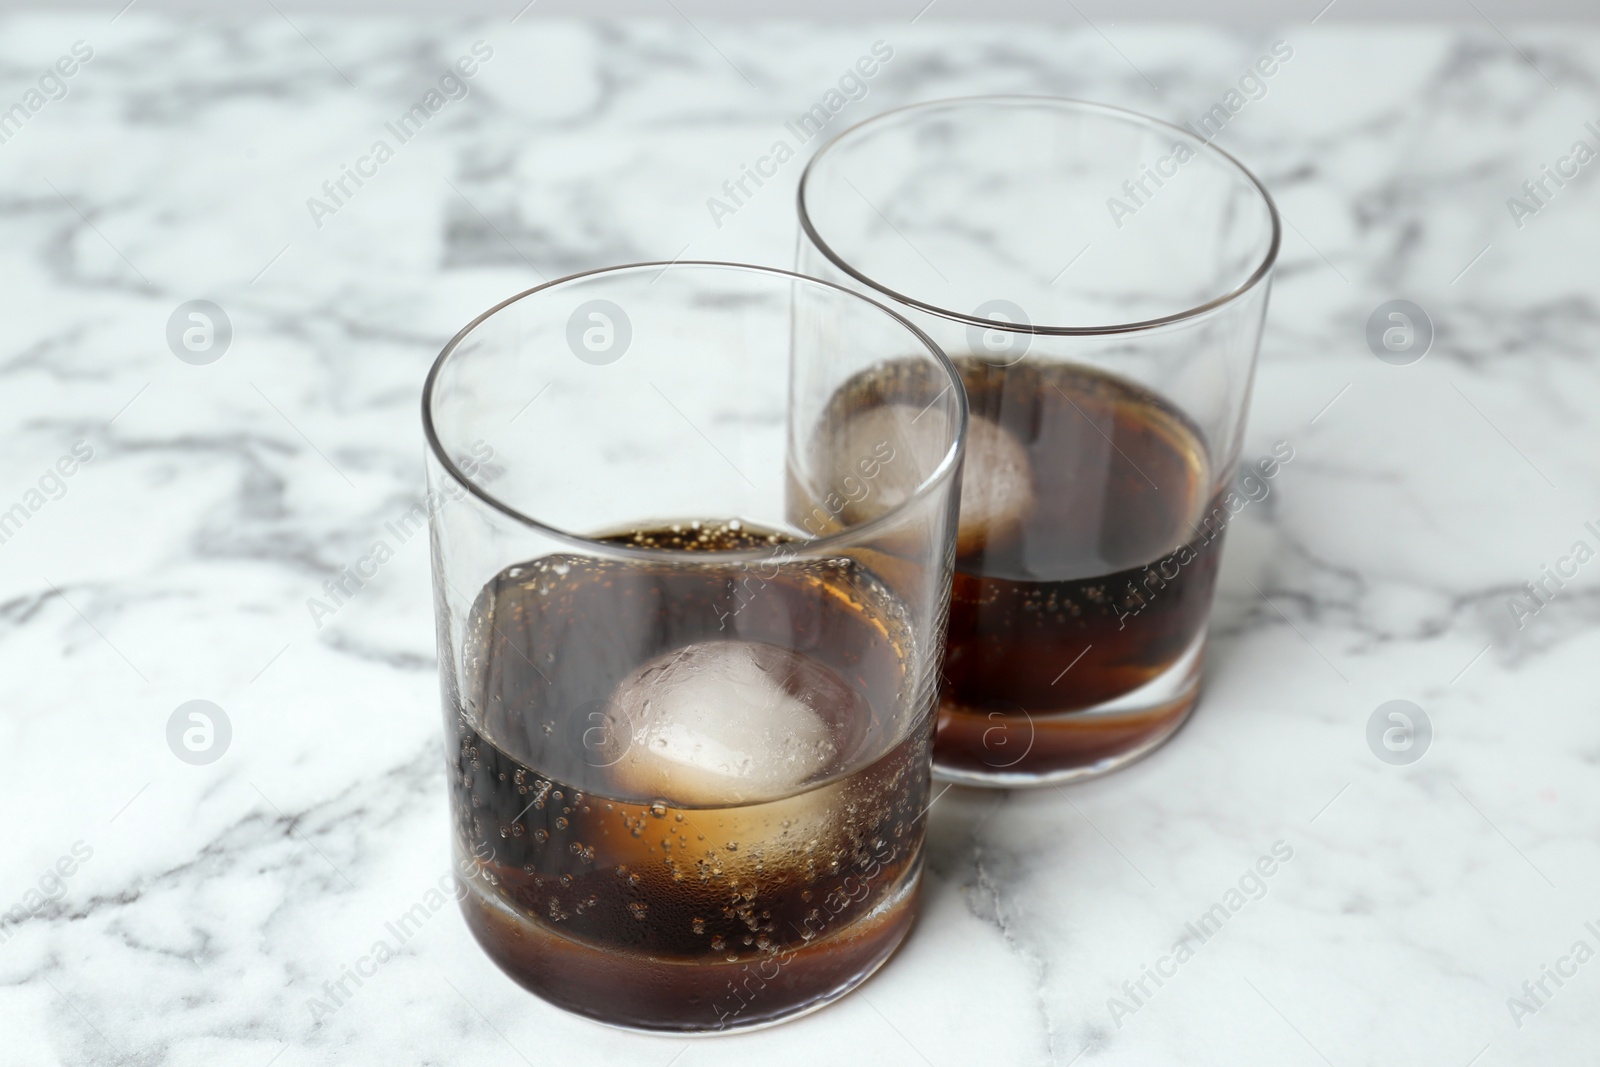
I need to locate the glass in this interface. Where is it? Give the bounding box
[797,97,1281,786]
[422,262,965,1032]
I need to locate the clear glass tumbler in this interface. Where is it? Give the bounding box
[796,97,1281,786]
[422,262,965,1032]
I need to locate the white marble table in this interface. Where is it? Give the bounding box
[1,12,1597,1066]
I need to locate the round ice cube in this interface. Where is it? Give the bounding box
[604,640,852,806]
[954,412,1034,555]
[831,402,1034,555]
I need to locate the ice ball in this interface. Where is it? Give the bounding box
[604,640,856,806]
[830,402,1034,555]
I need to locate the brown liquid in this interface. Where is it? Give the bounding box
[813,358,1222,782]
[449,522,931,1032]
[941,359,1220,779]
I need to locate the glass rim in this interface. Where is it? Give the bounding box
[796,94,1284,337]
[421,260,969,564]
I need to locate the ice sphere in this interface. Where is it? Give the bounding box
[830,402,1034,555]
[953,411,1035,555]
[604,640,854,806]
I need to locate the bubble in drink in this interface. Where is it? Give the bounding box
[605,640,853,806]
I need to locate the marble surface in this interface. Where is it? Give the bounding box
[1,12,1598,1067]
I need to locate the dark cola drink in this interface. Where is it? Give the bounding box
[816,357,1270,783]
[936,359,1220,781]
[448,522,930,1032]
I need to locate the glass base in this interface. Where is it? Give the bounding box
[457,859,921,1034]
[933,633,1205,787]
